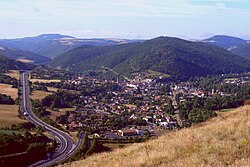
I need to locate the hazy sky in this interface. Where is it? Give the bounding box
[0,0,250,39]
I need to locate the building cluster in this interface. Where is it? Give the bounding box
[59,77,179,139]
[223,76,250,85]
[55,74,250,139]
[173,82,230,101]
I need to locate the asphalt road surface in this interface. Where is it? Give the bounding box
[20,71,83,167]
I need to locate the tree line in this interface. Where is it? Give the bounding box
[0,74,19,88]
[0,94,15,105]
[179,86,250,126]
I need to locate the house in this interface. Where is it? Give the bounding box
[104,131,121,139]
[93,133,100,138]
[143,116,153,123]
[130,114,137,119]
[159,122,168,127]
[67,122,79,130]
[127,84,138,89]
[118,129,140,137]
[167,121,177,130]
[192,91,205,97]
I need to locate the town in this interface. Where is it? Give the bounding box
[31,70,250,142]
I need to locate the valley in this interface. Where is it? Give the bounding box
[1,1,250,166]
[0,34,250,167]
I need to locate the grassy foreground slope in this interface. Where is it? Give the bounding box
[65,106,250,167]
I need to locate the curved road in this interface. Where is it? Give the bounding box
[20,72,83,167]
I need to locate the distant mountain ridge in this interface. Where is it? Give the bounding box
[0,46,51,64]
[0,34,142,59]
[202,35,250,60]
[51,36,250,81]
[202,35,247,50]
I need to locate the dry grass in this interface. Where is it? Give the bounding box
[32,84,58,93]
[63,106,250,167]
[47,87,59,92]
[69,131,79,142]
[123,104,137,108]
[245,100,250,105]
[17,58,34,63]
[5,70,20,80]
[31,90,52,100]
[58,107,76,112]
[0,83,18,99]
[30,79,61,83]
[0,105,27,128]
[43,131,56,139]
[46,109,65,121]
[103,143,132,151]
[146,70,170,78]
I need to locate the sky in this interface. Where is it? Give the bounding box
[0,0,250,39]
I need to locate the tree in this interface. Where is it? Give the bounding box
[86,138,97,156]
[164,99,174,115]
[188,108,216,124]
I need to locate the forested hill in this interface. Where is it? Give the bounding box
[51,36,250,81]
[231,43,250,60]
[202,35,246,49]
[0,46,51,64]
[0,55,35,73]
[0,34,142,59]
[201,35,250,60]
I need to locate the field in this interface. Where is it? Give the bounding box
[146,70,170,78]
[31,90,52,100]
[46,109,65,121]
[47,87,58,92]
[0,84,18,99]
[69,131,78,142]
[65,105,250,167]
[122,104,137,108]
[58,107,76,112]
[44,107,76,121]
[5,70,20,80]
[0,129,23,135]
[0,105,27,128]
[30,79,61,83]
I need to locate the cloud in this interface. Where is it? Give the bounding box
[215,2,226,10]
[233,32,250,40]
[32,6,41,12]
[1,0,250,19]
[0,0,249,39]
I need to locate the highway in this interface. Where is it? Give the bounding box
[20,71,83,167]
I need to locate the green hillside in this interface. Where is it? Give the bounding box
[0,34,141,59]
[0,55,35,73]
[51,37,250,81]
[0,46,51,64]
[231,43,250,60]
